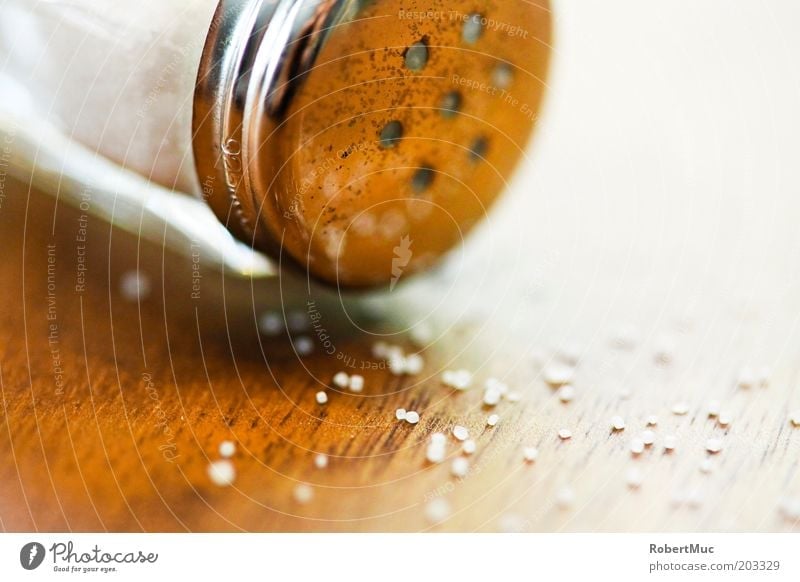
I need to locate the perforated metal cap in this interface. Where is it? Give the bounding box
[194,0,552,288]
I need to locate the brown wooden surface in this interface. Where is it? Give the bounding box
[1,173,800,533]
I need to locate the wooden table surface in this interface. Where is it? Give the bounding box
[2,0,800,533]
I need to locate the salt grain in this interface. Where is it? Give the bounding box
[543,363,574,387]
[452,425,469,441]
[790,411,800,427]
[405,411,420,424]
[663,435,677,451]
[443,369,473,390]
[207,460,236,487]
[315,391,328,404]
[626,468,643,489]
[404,354,425,375]
[630,438,645,455]
[258,311,284,336]
[487,414,500,427]
[314,454,329,469]
[431,433,447,445]
[425,498,452,523]
[120,270,152,302]
[523,447,539,462]
[507,392,522,403]
[705,438,723,454]
[717,413,732,427]
[451,456,470,478]
[779,497,800,520]
[737,367,756,389]
[672,402,690,416]
[700,459,714,474]
[707,400,721,418]
[557,385,576,403]
[218,440,236,458]
[348,374,365,393]
[646,415,659,427]
[426,443,446,464]
[293,484,314,504]
[558,429,573,440]
[641,430,656,446]
[332,372,350,389]
[396,409,407,420]
[462,440,477,455]
[483,387,502,407]
[555,487,575,509]
[294,336,314,356]
[611,416,626,431]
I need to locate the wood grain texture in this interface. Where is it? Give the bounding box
[1,174,799,533]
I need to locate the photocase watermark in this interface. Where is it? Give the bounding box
[74,186,92,294]
[283,141,370,221]
[390,235,413,291]
[18,540,158,574]
[142,372,180,463]
[452,73,541,123]
[190,241,202,300]
[397,9,530,39]
[0,122,16,212]
[46,244,65,397]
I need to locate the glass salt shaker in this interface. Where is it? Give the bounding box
[0,0,552,287]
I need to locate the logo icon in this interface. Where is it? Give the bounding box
[390,235,413,291]
[20,542,46,570]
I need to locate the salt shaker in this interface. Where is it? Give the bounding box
[0,0,551,287]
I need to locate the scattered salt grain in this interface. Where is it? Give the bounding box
[443,369,473,390]
[258,311,284,336]
[717,413,732,428]
[218,440,236,458]
[314,454,329,469]
[641,430,656,446]
[557,385,576,403]
[404,353,425,375]
[630,438,645,455]
[507,392,522,403]
[396,409,407,420]
[452,425,469,441]
[332,372,350,389]
[409,323,434,346]
[427,445,446,464]
[451,457,470,478]
[523,447,539,462]
[707,400,721,418]
[316,391,328,404]
[294,336,314,356]
[654,336,676,365]
[425,498,452,523]
[758,367,771,388]
[737,367,756,389]
[790,411,800,427]
[626,468,643,489]
[293,484,314,504]
[700,459,714,474]
[487,414,500,427]
[663,435,677,451]
[431,433,447,445]
[483,386,502,407]
[705,438,723,454]
[543,363,574,387]
[646,415,659,427]
[672,402,690,416]
[372,341,389,358]
[558,429,573,440]
[779,497,800,520]
[348,374,365,393]
[611,416,626,431]
[462,440,477,455]
[207,460,236,487]
[120,270,152,302]
[555,487,575,509]
[405,411,420,425]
